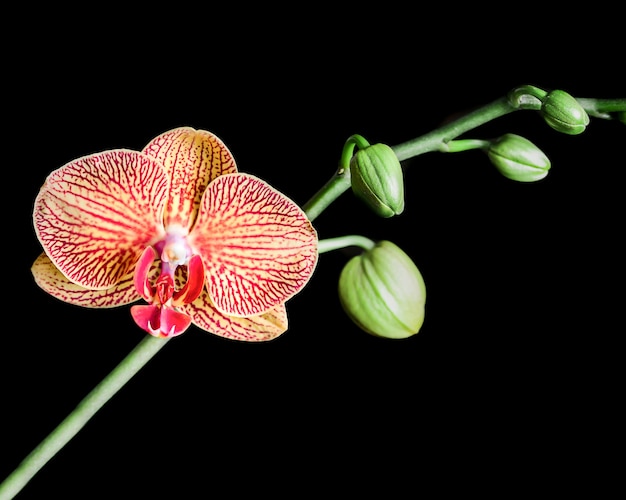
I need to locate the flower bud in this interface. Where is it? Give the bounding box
[338,240,426,339]
[541,89,590,135]
[350,143,405,218]
[487,133,551,182]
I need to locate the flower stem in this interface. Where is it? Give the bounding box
[575,97,626,119]
[339,134,370,170]
[302,134,374,222]
[0,335,169,500]
[318,235,376,254]
[301,90,545,219]
[444,138,492,153]
[391,96,524,160]
[302,168,352,222]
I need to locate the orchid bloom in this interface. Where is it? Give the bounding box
[32,127,318,340]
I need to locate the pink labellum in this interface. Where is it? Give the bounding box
[130,304,192,338]
[31,253,140,308]
[130,304,161,335]
[33,150,168,290]
[188,173,318,318]
[142,127,237,232]
[160,307,193,337]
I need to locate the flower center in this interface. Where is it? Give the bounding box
[159,224,192,268]
[131,227,205,338]
[163,238,189,267]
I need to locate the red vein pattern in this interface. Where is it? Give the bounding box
[142,127,237,232]
[31,253,140,308]
[33,150,168,290]
[189,173,318,318]
[182,290,288,341]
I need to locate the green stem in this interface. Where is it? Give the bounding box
[444,139,491,153]
[339,134,370,170]
[301,93,541,221]
[507,84,547,105]
[391,96,537,161]
[302,134,372,222]
[576,97,626,119]
[300,91,625,224]
[0,335,169,500]
[318,235,376,254]
[302,168,352,222]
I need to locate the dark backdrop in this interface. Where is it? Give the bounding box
[4,9,624,499]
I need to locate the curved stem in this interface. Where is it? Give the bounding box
[444,138,491,153]
[391,96,530,160]
[0,335,169,500]
[302,134,373,222]
[507,84,547,106]
[339,134,370,171]
[318,235,376,254]
[301,86,551,221]
[302,168,352,222]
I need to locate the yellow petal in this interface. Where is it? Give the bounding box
[189,173,318,318]
[182,289,288,341]
[33,150,168,290]
[31,253,140,308]
[142,127,238,232]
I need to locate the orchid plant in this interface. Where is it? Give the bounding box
[1,85,624,499]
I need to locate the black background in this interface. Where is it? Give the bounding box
[3,8,624,498]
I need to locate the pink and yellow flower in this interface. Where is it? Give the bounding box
[32,127,318,340]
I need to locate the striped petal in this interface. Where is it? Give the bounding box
[142,127,237,232]
[182,290,288,341]
[33,150,168,290]
[188,173,318,317]
[31,253,140,308]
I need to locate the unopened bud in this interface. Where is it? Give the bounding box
[350,143,405,218]
[541,90,589,135]
[338,240,426,339]
[487,133,551,182]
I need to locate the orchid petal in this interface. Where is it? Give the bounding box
[142,127,237,232]
[182,290,288,341]
[188,173,318,317]
[160,307,193,337]
[130,304,161,335]
[31,253,140,308]
[33,150,168,290]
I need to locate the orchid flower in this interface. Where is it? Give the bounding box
[32,127,318,340]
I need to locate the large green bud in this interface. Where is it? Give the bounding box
[350,143,405,218]
[541,89,590,135]
[487,133,551,182]
[338,240,426,339]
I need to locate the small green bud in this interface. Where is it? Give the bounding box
[350,143,405,218]
[541,90,590,135]
[338,240,426,339]
[487,133,551,182]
